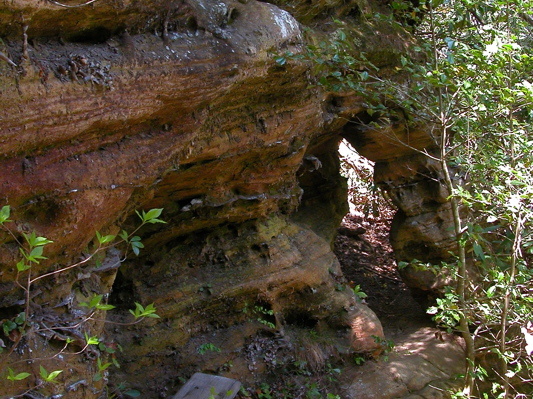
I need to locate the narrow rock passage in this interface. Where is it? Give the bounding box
[335,212,466,399]
[335,212,430,335]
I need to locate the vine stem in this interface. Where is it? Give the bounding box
[428,1,475,394]
[500,213,523,398]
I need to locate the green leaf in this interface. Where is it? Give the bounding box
[81,294,113,310]
[6,368,30,381]
[80,294,115,311]
[90,294,103,308]
[397,261,409,269]
[131,239,144,256]
[46,369,63,382]
[16,260,30,272]
[129,302,160,319]
[14,312,25,325]
[2,320,17,335]
[275,56,286,66]
[97,357,113,371]
[124,389,141,397]
[97,303,115,311]
[141,208,162,222]
[24,231,53,247]
[85,333,100,346]
[136,208,166,224]
[96,231,116,245]
[0,205,11,224]
[24,245,47,263]
[473,243,485,260]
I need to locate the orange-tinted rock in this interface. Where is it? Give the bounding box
[0,0,462,397]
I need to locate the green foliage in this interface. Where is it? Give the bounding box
[85,332,100,346]
[427,289,461,332]
[372,335,395,355]
[198,283,213,295]
[6,368,30,382]
[293,0,533,396]
[253,305,276,329]
[257,383,273,399]
[19,231,53,265]
[0,207,165,397]
[0,205,11,224]
[79,294,116,311]
[353,355,366,366]
[96,231,116,245]
[136,208,166,224]
[94,357,113,382]
[351,284,368,301]
[196,343,221,355]
[39,365,63,383]
[242,302,276,329]
[1,312,25,337]
[129,302,160,320]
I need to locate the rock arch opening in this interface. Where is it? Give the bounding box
[334,139,430,329]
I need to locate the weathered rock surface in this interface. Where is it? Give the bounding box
[343,327,465,399]
[0,0,463,397]
[342,114,459,295]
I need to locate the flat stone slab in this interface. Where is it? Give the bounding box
[342,327,465,399]
[173,373,241,399]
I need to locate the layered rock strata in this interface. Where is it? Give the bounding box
[0,0,459,397]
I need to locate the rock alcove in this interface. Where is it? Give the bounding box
[0,1,464,397]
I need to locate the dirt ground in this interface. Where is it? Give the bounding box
[334,212,432,337]
[334,212,465,399]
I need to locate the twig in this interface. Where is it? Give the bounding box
[0,51,17,67]
[21,17,29,63]
[45,0,100,8]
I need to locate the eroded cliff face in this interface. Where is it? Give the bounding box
[0,0,458,397]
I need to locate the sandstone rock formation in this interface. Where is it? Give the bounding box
[343,327,465,399]
[341,117,458,297]
[0,0,461,397]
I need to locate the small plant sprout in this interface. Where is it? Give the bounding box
[372,335,395,355]
[253,305,276,329]
[129,302,159,320]
[95,231,116,245]
[128,236,144,255]
[94,357,113,381]
[353,355,366,365]
[85,333,100,346]
[351,285,368,301]
[6,368,30,382]
[0,206,166,396]
[136,208,166,225]
[197,343,221,355]
[118,230,144,256]
[79,294,115,311]
[198,283,213,295]
[39,365,63,383]
[19,231,53,265]
[2,312,25,337]
[0,205,11,224]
